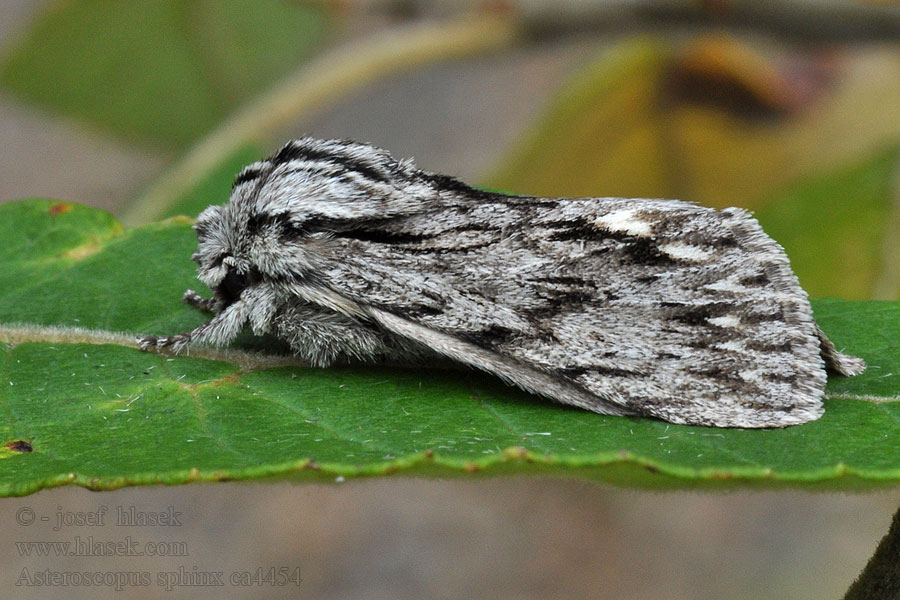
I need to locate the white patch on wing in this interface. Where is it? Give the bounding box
[714,340,746,352]
[658,242,713,262]
[739,370,764,383]
[593,209,652,237]
[708,315,741,328]
[705,280,747,292]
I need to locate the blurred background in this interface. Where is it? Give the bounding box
[1,0,899,598]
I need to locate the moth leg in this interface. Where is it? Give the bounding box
[182,289,217,312]
[272,302,417,367]
[816,325,866,376]
[247,287,278,336]
[137,295,254,353]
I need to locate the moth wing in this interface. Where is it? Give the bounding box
[315,195,856,428]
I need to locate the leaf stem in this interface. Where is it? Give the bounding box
[440,0,900,41]
[124,14,517,225]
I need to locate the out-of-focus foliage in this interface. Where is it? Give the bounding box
[485,37,900,299]
[0,0,334,147]
[487,37,900,210]
[755,146,900,300]
[160,142,264,219]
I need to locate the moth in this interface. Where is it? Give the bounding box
[138,137,864,428]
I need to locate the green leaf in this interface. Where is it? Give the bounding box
[0,0,332,147]
[754,146,900,300]
[0,199,897,497]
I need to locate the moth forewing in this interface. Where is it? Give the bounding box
[137,137,864,428]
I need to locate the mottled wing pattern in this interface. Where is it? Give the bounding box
[174,137,862,428]
[318,190,832,427]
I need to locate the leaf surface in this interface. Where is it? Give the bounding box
[0,199,897,496]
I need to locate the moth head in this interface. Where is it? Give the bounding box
[190,138,436,306]
[191,203,264,307]
[189,169,340,307]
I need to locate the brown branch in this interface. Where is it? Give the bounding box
[359,0,900,42]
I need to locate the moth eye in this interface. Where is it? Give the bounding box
[218,269,247,306]
[217,267,262,306]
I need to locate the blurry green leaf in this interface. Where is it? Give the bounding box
[755,146,900,300]
[0,0,333,147]
[161,142,264,219]
[0,199,897,496]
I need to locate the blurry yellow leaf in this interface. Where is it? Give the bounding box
[486,35,900,213]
